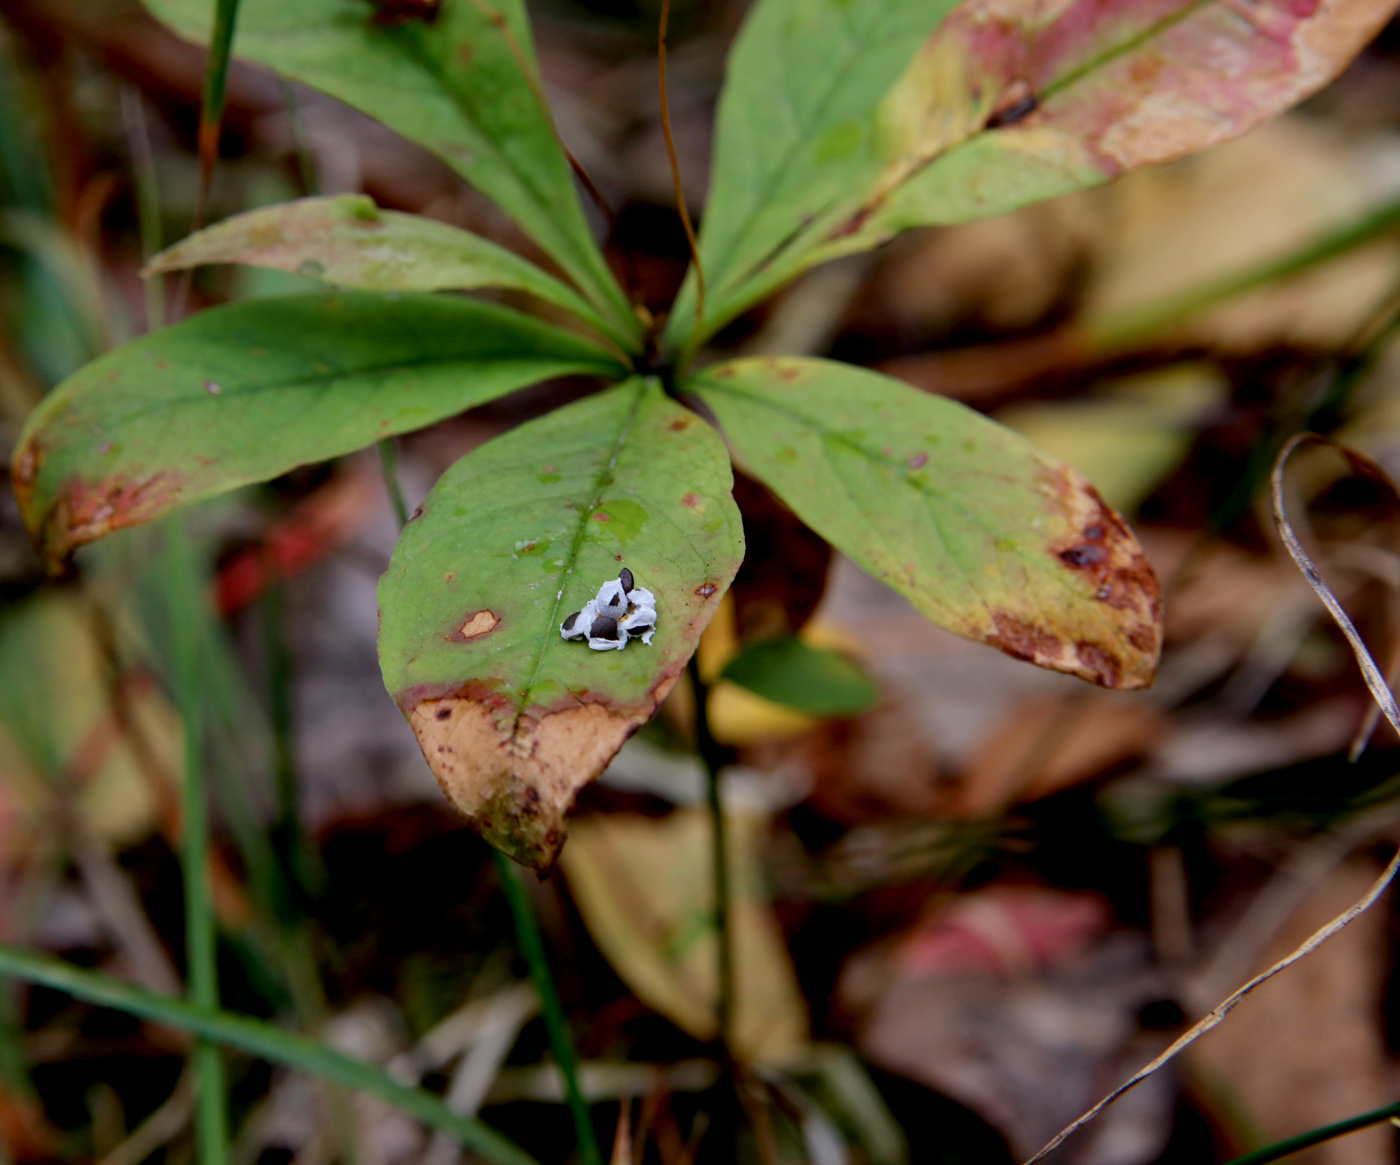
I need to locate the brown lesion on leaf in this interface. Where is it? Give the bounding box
[409,697,634,871]
[19,451,185,574]
[1009,460,1164,688]
[451,610,501,641]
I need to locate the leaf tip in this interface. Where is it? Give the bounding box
[409,696,634,870]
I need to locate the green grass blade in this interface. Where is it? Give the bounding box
[494,853,603,1165]
[164,520,230,1165]
[0,944,541,1165]
[1222,1100,1400,1165]
[197,0,243,203]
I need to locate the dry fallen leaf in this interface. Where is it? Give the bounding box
[561,809,809,1065]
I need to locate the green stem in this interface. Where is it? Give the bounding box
[0,944,538,1165]
[1222,1099,1400,1165]
[166,523,230,1165]
[1089,193,1400,350]
[686,655,734,1056]
[378,438,411,528]
[493,852,603,1165]
[197,0,242,182]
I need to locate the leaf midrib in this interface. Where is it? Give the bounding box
[75,350,609,445]
[511,379,649,731]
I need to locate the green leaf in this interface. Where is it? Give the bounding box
[12,293,623,568]
[720,636,878,717]
[692,357,1162,689]
[143,0,635,340]
[671,0,1397,351]
[147,196,630,348]
[377,378,744,870]
[665,0,957,351]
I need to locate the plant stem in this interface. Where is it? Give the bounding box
[378,438,411,528]
[1088,192,1400,350]
[1223,1100,1400,1165]
[686,654,734,1056]
[196,0,243,208]
[493,852,603,1165]
[0,943,539,1165]
[166,522,230,1165]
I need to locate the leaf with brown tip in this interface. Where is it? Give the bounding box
[376,379,744,869]
[12,293,622,570]
[691,357,1162,689]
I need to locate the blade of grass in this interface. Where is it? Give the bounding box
[1088,193,1400,350]
[196,0,243,223]
[0,943,540,1165]
[493,854,603,1165]
[378,439,411,529]
[1222,1098,1400,1165]
[685,655,733,1056]
[179,0,243,317]
[1023,432,1400,1165]
[165,520,230,1165]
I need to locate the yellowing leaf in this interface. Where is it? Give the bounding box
[693,357,1163,689]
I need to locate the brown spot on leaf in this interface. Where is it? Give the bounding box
[37,470,184,573]
[984,461,1165,689]
[908,452,928,469]
[695,582,717,597]
[670,418,691,432]
[682,493,700,508]
[594,512,610,523]
[453,610,500,641]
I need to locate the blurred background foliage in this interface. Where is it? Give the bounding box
[8,0,1400,1162]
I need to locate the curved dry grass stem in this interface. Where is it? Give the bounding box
[659,0,705,330]
[1024,432,1400,1165]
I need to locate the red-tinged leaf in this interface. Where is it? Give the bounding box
[676,0,1400,344]
[828,0,1400,250]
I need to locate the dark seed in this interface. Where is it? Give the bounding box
[562,611,580,632]
[619,567,634,593]
[987,93,1038,128]
[602,590,625,612]
[590,614,619,640]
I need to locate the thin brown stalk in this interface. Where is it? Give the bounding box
[463,0,616,233]
[1024,432,1400,1165]
[659,0,705,330]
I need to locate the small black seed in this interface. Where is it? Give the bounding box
[562,611,580,632]
[619,567,634,593]
[590,614,619,640]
